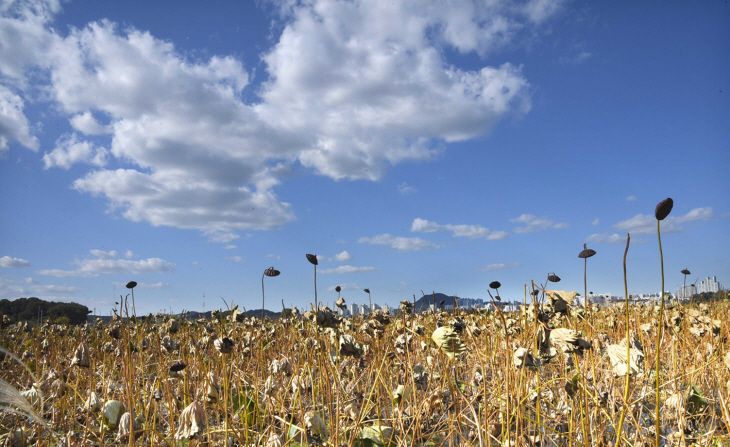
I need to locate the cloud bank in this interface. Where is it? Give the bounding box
[0,0,561,240]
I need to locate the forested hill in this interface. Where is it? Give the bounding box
[0,297,90,325]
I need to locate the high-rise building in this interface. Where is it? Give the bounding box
[697,276,721,294]
[677,284,696,299]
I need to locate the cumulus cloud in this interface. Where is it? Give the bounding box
[358,234,438,252]
[476,262,520,271]
[613,207,714,235]
[510,214,568,233]
[43,133,108,169]
[319,265,378,274]
[69,111,111,135]
[333,251,352,262]
[0,85,38,155]
[0,256,31,268]
[0,0,563,238]
[37,250,175,277]
[411,218,508,240]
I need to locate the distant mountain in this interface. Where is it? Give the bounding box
[413,293,485,313]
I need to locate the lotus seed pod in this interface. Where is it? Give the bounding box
[655,198,673,220]
[306,254,318,265]
[578,244,596,259]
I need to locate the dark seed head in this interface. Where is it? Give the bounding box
[125,281,137,289]
[681,268,691,275]
[264,267,280,277]
[306,254,318,265]
[547,273,561,283]
[579,243,596,259]
[335,286,341,293]
[489,281,501,290]
[532,290,540,297]
[494,295,501,302]
[170,361,186,372]
[364,288,370,294]
[655,198,673,221]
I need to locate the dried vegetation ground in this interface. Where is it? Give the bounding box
[1,293,730,447]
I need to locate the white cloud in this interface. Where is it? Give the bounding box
[358,234,438,252]
[411,218,440,233]
[224,245,237,250]
[225,256,243,263]
[0,256,30,268]
[43,133,108,169]
[320,265,378,274]
[70,111,111,135]
[124,250,134,258]
[626,195,637,201]
[411,218,508,240]
[521,0,565,24]
[89,249,118,259]
[0,85,38,155]
[586,233,628,245]
[0,0,561,238]
[613,207,714,235]
[333,250,352,262]
[397,182,417,195]
[37,254,175,277]
[0,277,82,298]
[510,214,569,233]
[476,262,520,271]
[592,218,600,226]
[326,283,359,291]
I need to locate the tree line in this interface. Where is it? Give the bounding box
[0,297,90,326]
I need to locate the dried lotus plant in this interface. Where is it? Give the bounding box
[214,336,235,354]
[175,401,206,441]
[71,341,90,368]
[431,326,466,360]
[606,334,644,377]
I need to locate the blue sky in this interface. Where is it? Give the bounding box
[1,0,728,315]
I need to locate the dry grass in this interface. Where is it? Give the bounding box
[1,294,729,446]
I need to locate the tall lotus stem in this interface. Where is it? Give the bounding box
[654,197,673,447]
[364,288,371,314]
[681,268,691,302]
[615,233,631,446]
[578,244,596,329]
[262,267,280,321]
[306,254,318,312]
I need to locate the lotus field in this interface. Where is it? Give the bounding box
[1,198,730,447]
